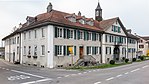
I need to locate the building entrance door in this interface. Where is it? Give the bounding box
[79,46,84,59]
[113,46,120,61]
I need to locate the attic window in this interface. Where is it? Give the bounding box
[86,19,94,26]
[65,14,76,22]
[78,19,85,24]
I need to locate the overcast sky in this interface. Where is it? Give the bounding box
[0,0,149,46]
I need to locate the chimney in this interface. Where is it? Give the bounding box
[47,2,52,13]
[19,23,22,28]
[78,11,81,16]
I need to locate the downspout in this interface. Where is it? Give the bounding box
[19,33,21,64]
[100,32,104,63]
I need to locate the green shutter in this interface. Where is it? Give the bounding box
[74,30,76,39]
[63,46,66,56]
[84,31,87,40]
[94,33,96,41]
[67,46,69,56]
[67,29,70,39]
[55,27,57,38]
[55,45,57,56]
[92,32,95,41]
[118,27,120,33]
[87,32,89,40]
[105,35,107,42]
[74,46,76,55]
[64,29,66,39]
[87,46,89,55]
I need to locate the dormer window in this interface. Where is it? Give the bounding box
[65,14,76,22]
[86,18,94,26]
[26,16,35,25]
[78,19,85,24]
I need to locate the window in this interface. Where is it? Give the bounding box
[29,31,31,39]
[17,36,19,44]
[87,46,92,55]
[105,35,107,42]
[34,30,37,38]
[80,31,83,39]
[57,28,63,38]
[17,47,19,54]
[42,28,45,37]
[41,45,45,55]
[106,47,111,54]
[69,30,74,39]
[96,33,99,41]
[28,46,31,55]
[24,32,26,40]
[34,46,37,56]
[88,32,92,40]
[128,48,131,53]
[24,46,26,55]
[122,48,126,54]
[139,45,144,48]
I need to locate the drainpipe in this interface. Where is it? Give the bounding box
[19,33,21,64]
[100,32,103,63]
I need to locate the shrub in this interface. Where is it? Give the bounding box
[110,60,115,65]
[122,57,125,60]
[125,59,129,63]
[132,58,136,62]
[138,56,141,59]
[140,56,144,61]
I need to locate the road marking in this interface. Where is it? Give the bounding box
[83,72,87,74]
[11,70,45,78]
[93,70,96,72]
[116,74,122,77]
[8,75,30,81]
[71,74,77,76]
[88,71,92,72]
[124,72,129,75]
[2,68,5,69]
[0,67,1,68]
[142,65,149,68]
[20,78,52,84]
[94,81,101,84]
[130,68,140,72]
[6,69,9,71]
[64,75,70,77]
[57,77,62,79]
[78,73,82,75]
[106,77,114,81]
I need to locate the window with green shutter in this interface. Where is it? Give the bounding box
[118,27,121,33]
[74,46,76,55]
[55,45,57,56]
[84,31,87,40]
[63,46,66,56]
[67,29,70,39]
[63,28,66,39]
[54,27,58,38]
[74,30,76,39]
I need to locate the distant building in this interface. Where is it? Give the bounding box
[2,2,139,68]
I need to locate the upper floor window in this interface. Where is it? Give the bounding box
[17,36,19,44]
[88,32,92,40]
[139,45,144,48]
[112,25,121,33]
[34,30,37,38]
[28,46,31,55]
[42,28,45,37]
[24,32,26,40]
[41,45,45,55]
[24,46,26,55]
[29,31,31,39]
[69,29,74,39]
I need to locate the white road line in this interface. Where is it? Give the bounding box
[88,71,92,73]
[116,74,122,77]
[130,68,140,72]
[20,78,51,84]
[142,65,149,68]
[2,68,5,69]
[11,70,45,78]
[57,77,62,79]
[78,73,82,75]
[64,75,70,77]
[106,77,114,81]
[0,67,1,68]
[93,70,96,72]
[71,74,77,76]
[83,72,87,74]
[94,81,101,84]
[6,69,9,71]
[124,72,129,75]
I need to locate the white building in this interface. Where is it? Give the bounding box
[2,2,139,68]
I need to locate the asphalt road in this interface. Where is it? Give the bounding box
[0,59,149,84]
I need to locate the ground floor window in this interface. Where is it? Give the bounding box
[55,45,76,56]
[106,47,111,55]
[87,46,101,55]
